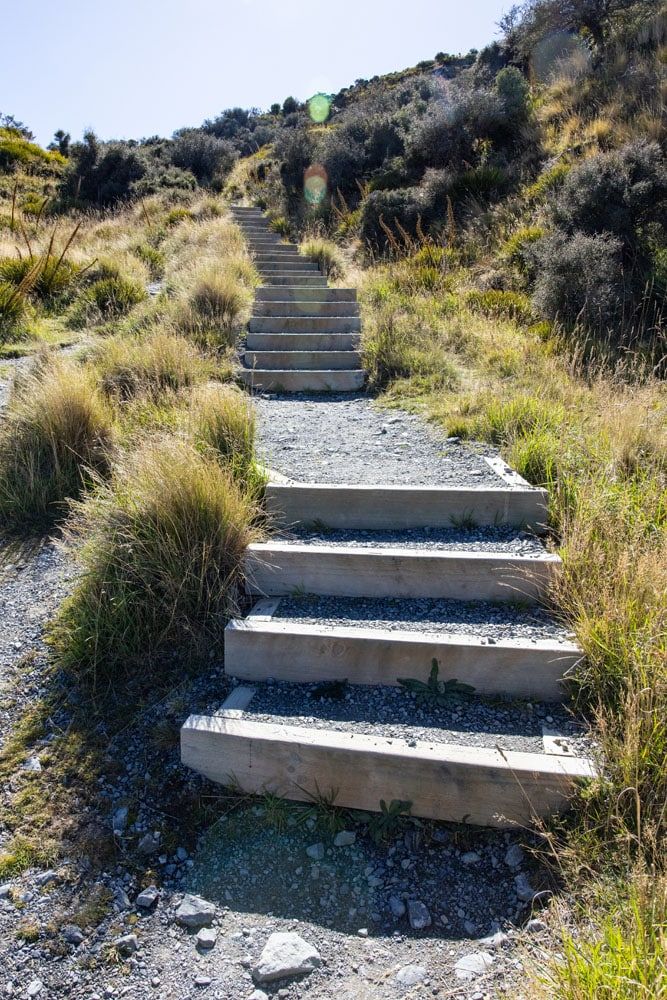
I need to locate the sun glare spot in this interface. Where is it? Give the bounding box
[308,93,332,123]
[304,164,328,205]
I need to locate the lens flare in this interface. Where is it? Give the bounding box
[308,93,331,123]
[304,164,328,205]
[531,31,590,84]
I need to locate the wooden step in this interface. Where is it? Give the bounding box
[253,301,360,317]
[258,262,320,272]
[266,480,548,531]
[239,369,366,393]
[249,316,361,334]
[181,713,594,827]
[261,275,329,286]
[256,287,357,302]
[244,350,362,371]
[225,599,581,700]
[246,333,360,351]
[245,541,560,602]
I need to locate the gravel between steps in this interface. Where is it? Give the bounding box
[273,595,575,643]
[275,525,548,556]
[254,394,508,486]
[232,680,588,755]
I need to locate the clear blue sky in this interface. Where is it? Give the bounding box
[2,0,510,146]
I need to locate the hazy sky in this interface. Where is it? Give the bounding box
[2,0,511,146]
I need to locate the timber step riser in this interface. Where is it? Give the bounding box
[248,317,362,334]
[246,333,360,351]
[239,369,366,392]
[255,287,357,302]
[244,351,362,371]
[245,544,560,602]
[253,302,360,317]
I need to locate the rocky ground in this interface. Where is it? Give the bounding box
[0,375,571,999]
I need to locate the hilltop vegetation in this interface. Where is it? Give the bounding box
[0,1,665,995]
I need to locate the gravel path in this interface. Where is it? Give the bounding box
[254,394,506,486]
[273,595,574,642]
[231,680,586,755]
[276,525,547,556]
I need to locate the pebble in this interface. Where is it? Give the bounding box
[62,924,85,946]
[175,894,216,928]
[306,843,325,861]
[333,830,356,847]
[115,934,139,956]
[515,873,536,903]
[504,844,524,868]
[461,851,481,865]
[454,952,494,980]
[407,900,431,930]
[26,983,43,998]
[389,895,406,919]
[136,886,160,909]
[196,927,217,949]
[395,964,427,986]
[252,932,322,983]
[526,918,548,934]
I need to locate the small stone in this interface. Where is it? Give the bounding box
[196,927,217,949]
[504,844,524,868]
[22,757,41,773]
[26,982,43,998]
[357,927,368,937]
[526,918,548,934]
[136,886,159,909]
[253,932,321,983]
[407,900,431,930]
[112,807,129,834]
[35,870,58,887]
[175,894,216,929]
[62,924,85,946]
[114,887,131,911]
[333,830,356,847]
[137,832,159,855]
[461,851,481,866]
[194,976,212,987]
[0,884,10,898]
[515,873,536,903]
[305,843,325,861]
[454,952,494,980]
[176,847,188,862]
[115,933,139,956]
[395,964,427,987]
[248,993,268,1000]
[478,930,508,949]
[389,895,406,919]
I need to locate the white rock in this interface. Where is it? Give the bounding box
[505,844,524,868]
[454,951,494,980]
[175,894,216,928]
[0,884,10,898]
[26,982,43,998]
[333,831,356,847]
[136,886,159,909]
[196,927,217,949]
[114,933,139,956]
[22,757,41,773]
[248,992,268,1000]
[112,807,129,834]
[478,930,508,949]
[62,924,85,946]
[395,964,427,986]
[407,900,431,930]
[253,932,321,983]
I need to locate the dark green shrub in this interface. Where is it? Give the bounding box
[501,226,545,274]
[531,231,626,328]
[170,130,237,184]
[360,188,424,251]
[0,255,81,303]
[274,128,314,202]
[407,86,508,170]
[61,132,145,206]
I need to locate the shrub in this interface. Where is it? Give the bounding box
[187,382,260,491]
[466,289,534,323]
[0,254,81,304]
[49,437,258,686]
[170,130,237,185]
[531,231,626,328]
[61,132,145,206]
[299,238,345,279]
[360,188,424,251]
[407,86,510,171]
[132,243,165,279]
[269,215,291,236]
[0,359,114,530]
[501,226,545,273]
[74,275,147,325]
[91,332,212,401]
[273,128,313,201]
[363,305,415,387]
[165,207,192,227]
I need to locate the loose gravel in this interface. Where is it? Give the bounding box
[233,681,587,755]
[273,595,574,643]
[276,525,548,556]
[254,394,507,487]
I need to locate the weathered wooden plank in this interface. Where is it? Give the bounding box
[239,370,365,393]
[224,617,580,701]
[181,715,595,827]
[245,543,560,602]
[265,482,548,532]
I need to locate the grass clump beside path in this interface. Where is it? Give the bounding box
[90,330,215,401]
[0,357,114,531]
[49,435,259,690]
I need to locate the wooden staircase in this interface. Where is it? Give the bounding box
[230,206,366,393]
[182,442,594,827]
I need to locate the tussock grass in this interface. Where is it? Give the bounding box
[49,436,259,689]
[174,265,248,348]
[187,382,262,492]
[0,357,114,530]
[299,237,345,280]
[90,331,214,401]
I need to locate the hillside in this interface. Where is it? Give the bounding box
[0,1,665,996]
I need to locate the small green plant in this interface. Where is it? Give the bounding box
[132,243,165,279]
[355,799,414,844]
[269,215,291,236]
[397,659,476,705]
[75,275,146,325]
[299,238,345,280]
[176,267,248,348]
[165,207,192,227]
[466,289,533,324]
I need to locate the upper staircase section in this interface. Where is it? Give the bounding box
[231,207,366,394]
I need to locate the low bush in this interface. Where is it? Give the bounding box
[165,207,192,227]
[524,162,571,202]
[49,437,258,686]
[360,188,424,252]
[466,289,534,323]
[299,238,345,279]
[175,267,248,348]
[91,332,213,401]
[170,130,237,185]
[0,358,114,530]
[0,254,81,304]
[73,274,147,326]
[187,382,261,492]
[531,231,626,328]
